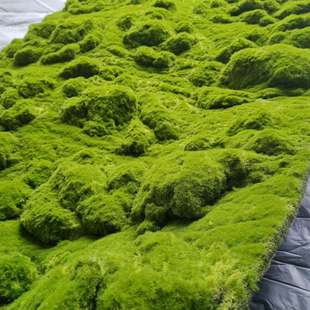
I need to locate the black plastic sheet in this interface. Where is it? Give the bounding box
[251,178,310,310]
[0,0,65,50]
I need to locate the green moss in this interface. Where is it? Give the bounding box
[231,129,297,156]
[51,162,105,210]
[13,47,43,67]
[153,0,176,11]
[21,194,82,245]
[23,159,53,189]
[0,180,31,221]
[0,88,19,109]
[275,13,310,31]
[241,9,275,26]
[175,22,193,33]
[79,33,100,53]
[1,0,310,308]
[27,22,56,39]
[0,103,35,131]
[227,111,275,136]
[0,254,37,304]
[221,44,310,89]
[41,44,80,65]
[190,61,223,87]
[59,57,100,79]
[50,20,93,44]
[62,77,88,98]
[0,132,17,170]
[132,152,227,225]
[61,85,137,130]
[18,77,55,98]
[163,33,194,55]
[196,87,251,109]
[275,1,310,19]
[134,46,175,69]
[216,38,256,63]
[77,193,128,236]
[230,0,279,16]
[116,119,155,157]
[123,21,170,48]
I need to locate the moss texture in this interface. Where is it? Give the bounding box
[0,0,310,309]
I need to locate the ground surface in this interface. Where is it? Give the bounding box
[0,0,310,309]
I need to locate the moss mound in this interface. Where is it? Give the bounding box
[0,254,37,304]
[221,44,310,89]
[132,152,227,226]
[21,200,82,245]
[123,21,170,48]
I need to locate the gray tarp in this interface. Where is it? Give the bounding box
[0,0,65,50]
[251,178,310,309]
[1,1,310,309]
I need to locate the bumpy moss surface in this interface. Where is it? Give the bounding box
[0,0,310,309]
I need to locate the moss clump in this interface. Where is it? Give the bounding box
[0,180,30,221]
[132,152,227,225]
[134,47,175,69]
[274,28,310,49]
[27,22,56,39]
[231,129,297,156]
[79,33,100,53]
[21,195,82,245]
[17,78,54,98]
[141,105,179,141]
[41,44,80,65]
[221,44,310,89]
[163,33,194,55]
[0,104,35,131]
[13,47,42,67]
[77,193,127,236]
[3,39,24,59]
[227,111,275,136]
[23,160,53,189]
[62,77,88,98]
[216,38,256,63]
[117,15,134,31]
[60,57,100,79]
[275,1,310,19]
[190,61,223,87]
[50,163,105,211]
[184,136,213,151]
[230,0,279,16]
[107,161,145,194]
[175,21,193,33]
[123,21,170,48]
[116,119,155,157]
[50,20,93,44]
[241,9,275,26]
[61,85,137,130]
[153,0,176,11]
[196,87,251,109]
[275,14,310,32]
[0,254,37,304]
[0,88,19,109]
[0,132,17,170]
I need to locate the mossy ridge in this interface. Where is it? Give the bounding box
[0,0,310,309]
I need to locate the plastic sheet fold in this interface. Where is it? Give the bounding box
[251,178,310,310]
[0,0,65,50]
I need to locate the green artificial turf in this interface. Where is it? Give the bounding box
[0,0,310,308]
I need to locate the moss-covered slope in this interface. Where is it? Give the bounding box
[0,0,310,309]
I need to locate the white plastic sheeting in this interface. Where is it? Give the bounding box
[0,0,65,50]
